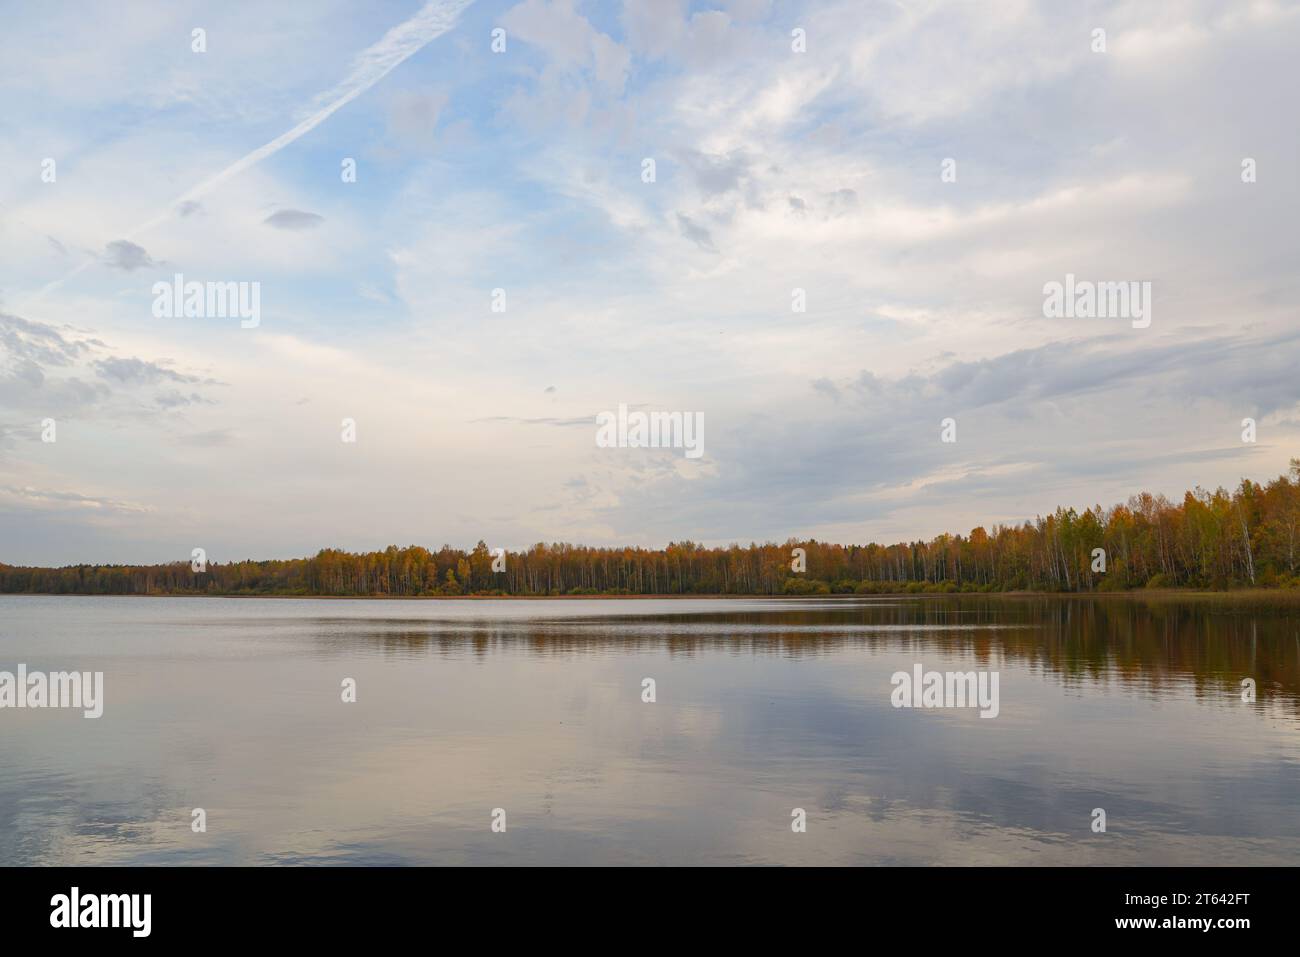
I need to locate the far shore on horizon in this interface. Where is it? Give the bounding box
[4,588,1300,603]
[5,462,1298,600]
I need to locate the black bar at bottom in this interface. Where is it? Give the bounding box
[2,866,1289,943]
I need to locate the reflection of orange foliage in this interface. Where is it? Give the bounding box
[317,595,1300,714]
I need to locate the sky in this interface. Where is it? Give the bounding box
[1,0,1298,566]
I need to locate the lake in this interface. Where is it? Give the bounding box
[1,594,1298,865]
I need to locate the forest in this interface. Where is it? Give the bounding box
[3,460,1298,597]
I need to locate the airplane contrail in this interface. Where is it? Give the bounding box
[24,0,475,305]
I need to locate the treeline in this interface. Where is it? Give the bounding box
[3,460,1299,597]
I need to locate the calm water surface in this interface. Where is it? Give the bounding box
[2,594,1298,865]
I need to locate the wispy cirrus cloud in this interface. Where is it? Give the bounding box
[0,485,152,515]
[21,0,477,305]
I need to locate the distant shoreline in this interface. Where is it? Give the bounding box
[3,588,1298,602]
